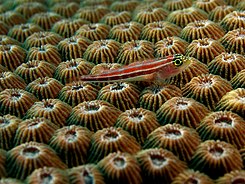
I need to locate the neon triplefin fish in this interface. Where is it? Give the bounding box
[80,54,191,82]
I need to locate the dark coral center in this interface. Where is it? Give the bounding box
[150,154,166,167]
[113,156,126,168]
[209,145,224,157]
[65,130,77,142]
[23,146,40,158]
[231,177,245,184]
[165,129,182,138]
[72,84,84,90]
[184,177,198,184]
[40,173,53,183]
[84,103,100,111]
[104,130,119,140]
[82,169,94,184]
[214,116,232,127]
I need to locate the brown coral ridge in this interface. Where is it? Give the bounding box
[208,52,245,81]
[136,148,188,184]
[144,123,201,162]
[97,82,141,112]
[197,111,245,149]
[88,127,141,163]
[182,74,233,110]
[49,125,92,167]
[216,88,245,118]
[67,100,122,132]
[0,88,38,118]
[6,142,67,180]
[156,97,211,128]
[139,84,182,113]
[97,152,142,184]
[115,108,160,145]
[189,140,243,179]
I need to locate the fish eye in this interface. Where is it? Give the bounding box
[174,59,183,66]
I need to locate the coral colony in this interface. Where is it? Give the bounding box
[0,0,244,183]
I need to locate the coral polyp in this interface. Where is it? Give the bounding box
[97,152,142,184]
[144,123,201,162]
[51,2,79,18]
[154,36,189,58]
[68,164,105,184]
[27,44,62,67]
[14,117,59,146]
[97,82,140,111]
[216,170,245,184]
[208,52,245,81]
[6,142,67,180]
[216,88,245,118]
[74,6,110,23]
[156,97,211,128]
[110,1,139,12]
[52,19,89,38]
[88,127,141,163]
[67,100,122,132]
[0,44,26,71]
[58,81,99,107]
[0,11,26,27]
[180,20,225,43]
[139,84,182,112]
[193,0,226,13]
[8,23,44,43]
[185,38,226,64]
[26,76,64,100]
[0,72,27,92]
[209,5,235,22]
[102,11,131,27]
[220,28,245,55]
[14,60,56,83]
[49,125,92,167]
[115,108,160,145]
[164,0,192,11]
[141,21,182,43]
[172,169,214,184]
[231,69,245,89]
[54,58,94,84]
[0,114,21,150]
[30,12,62,31]
[167,7,208,28]
[182,74,233,110]
[76,23,111,41]
[0,89,38,118]
[197,111,245,149]
[116,40,154,65]
[220,11,245,31]
[0,35,21,46]
[24,31,63,50]
[14,2,47,19]
[83,39,121,64]
[133,7,168,25]
[136,148,188,184]
[58,36,92,61]
[26,167,69,184]
[109,22,143,43]
[189,140,243,179]
[24,99,72,128]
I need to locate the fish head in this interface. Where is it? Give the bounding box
[168,54,191,76]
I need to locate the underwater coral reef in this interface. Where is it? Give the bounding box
[0,0,244,183]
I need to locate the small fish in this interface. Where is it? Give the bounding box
[80,54,191,82]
